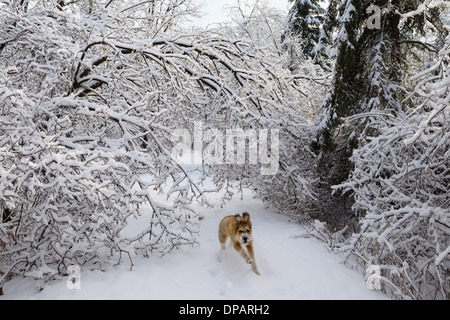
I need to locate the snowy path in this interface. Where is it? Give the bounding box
[1,189,387,300]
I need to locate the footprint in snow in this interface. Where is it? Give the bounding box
[208,264,219,277]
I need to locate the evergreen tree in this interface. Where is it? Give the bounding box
[317,0,448,155]
[309,0,448,226]
[315,0,339,71]
[284,0,325,60]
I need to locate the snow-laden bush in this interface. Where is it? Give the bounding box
[338,34,450,299]
[0,62,203,287]
[0,85,199,281]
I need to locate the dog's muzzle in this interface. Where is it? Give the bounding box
[241,233,251,244]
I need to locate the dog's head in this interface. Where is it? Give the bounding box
[234,212,252,245]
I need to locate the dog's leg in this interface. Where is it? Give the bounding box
[233,242,252,264]
[246,242,256,264]
[246,243,260,275]
[218,230,227,250]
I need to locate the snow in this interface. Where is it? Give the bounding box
[0,186,387,300]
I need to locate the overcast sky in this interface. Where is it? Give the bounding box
[189,0,292,28]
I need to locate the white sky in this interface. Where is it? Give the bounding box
[189,0,292,28]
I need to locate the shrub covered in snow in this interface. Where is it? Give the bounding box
[338,34,450,299]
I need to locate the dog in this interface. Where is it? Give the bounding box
[218,212,260,275]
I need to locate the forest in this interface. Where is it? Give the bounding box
[0,0,449,300]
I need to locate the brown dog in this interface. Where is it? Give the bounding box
[218,212,260,275]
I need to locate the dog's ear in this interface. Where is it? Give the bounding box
[234,214,242,229]
[242,212,250,222]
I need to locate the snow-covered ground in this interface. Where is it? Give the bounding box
[1,186,387,300]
